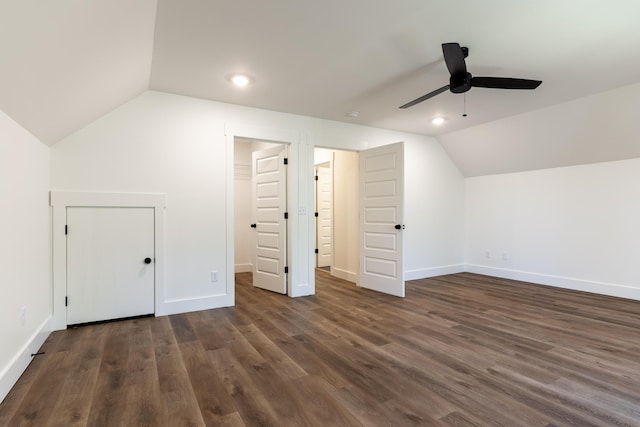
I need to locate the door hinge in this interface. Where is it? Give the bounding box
[315,175,318,181]
[314,212,318,217]
[284,266,289,274]
[315,249,318,254]
[65,225,68,235]
[65,296,68,307]
[284,212,288,219]
[284,158,288,165]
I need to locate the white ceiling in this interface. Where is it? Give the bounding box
[0,1,157,144]
[2,1,640,176]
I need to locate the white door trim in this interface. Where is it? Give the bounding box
[50,191,166,331]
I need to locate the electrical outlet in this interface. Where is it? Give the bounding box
[20,306,26,326]
[211,271,218,282]
[485,251,491,259]
[502,252,508,261]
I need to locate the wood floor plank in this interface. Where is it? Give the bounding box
[84,322,136,427]
[179,340,238,425]
[286,375,365,427]
[6,351,72,426]
[152,317,206,426]
[2,270,640,426]
[234,323,307,381]
[210,346,280,426]
[44,324,107,426]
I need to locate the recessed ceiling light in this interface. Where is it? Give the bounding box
[228,73,253,88]
[431,117,445,126]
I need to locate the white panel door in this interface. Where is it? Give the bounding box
[66,207,155,325]
[252,145,287,294]
[359,142,405,297]
[315,163,333,268]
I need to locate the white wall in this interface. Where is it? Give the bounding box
[404,138,466,279]
[0,111,51,402]
[51,92,232,314]
[332,150,360,282]
[466,158,640,300]
[234,141,252,272]
[50,90,465,315]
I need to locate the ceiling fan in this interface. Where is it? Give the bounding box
[399,42,542,109]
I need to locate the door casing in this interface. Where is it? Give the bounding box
[50,191,166,331]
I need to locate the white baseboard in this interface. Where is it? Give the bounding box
[405,264,466,281]
[156,293,234,316]
[332,267,357,283]
[235,263,253,273]
[0,316,52,404]
[465,264,640,301]
[290,283,314,297]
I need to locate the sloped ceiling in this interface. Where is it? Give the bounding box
[0,1,157,144]
[1,1,639,176]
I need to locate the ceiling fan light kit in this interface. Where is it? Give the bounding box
[400,43,542,109]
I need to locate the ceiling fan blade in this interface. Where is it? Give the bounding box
[442,43,467,76]
[399,85,450,109]
[471,77,542,90]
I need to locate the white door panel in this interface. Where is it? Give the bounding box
[66,207,155,325]
[315,163,333,268]
[252,145,287,294]
[359,142,405,297]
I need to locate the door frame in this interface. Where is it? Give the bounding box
[313,147,360,284]
[226,124,314,298]
[50,191,166,331]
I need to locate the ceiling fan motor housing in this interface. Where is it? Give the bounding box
[450,72,473,93]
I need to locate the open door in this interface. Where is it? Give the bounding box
[315,162,333,268]
[359,142,405,297]
[251,145,287,294]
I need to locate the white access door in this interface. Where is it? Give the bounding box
[359,142,405,297]
[315,163,333,268]
[66,207,155,325]
[252,145,287,294]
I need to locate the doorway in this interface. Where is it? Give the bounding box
[313,148,359,284]
[314,142,405,297]
[50,191,166,331]
[234,138,289,295]
[315,161,333,270]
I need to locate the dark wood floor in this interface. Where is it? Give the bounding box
[2,271,640,426]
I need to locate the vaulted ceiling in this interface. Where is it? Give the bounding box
[2,1,639,176]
